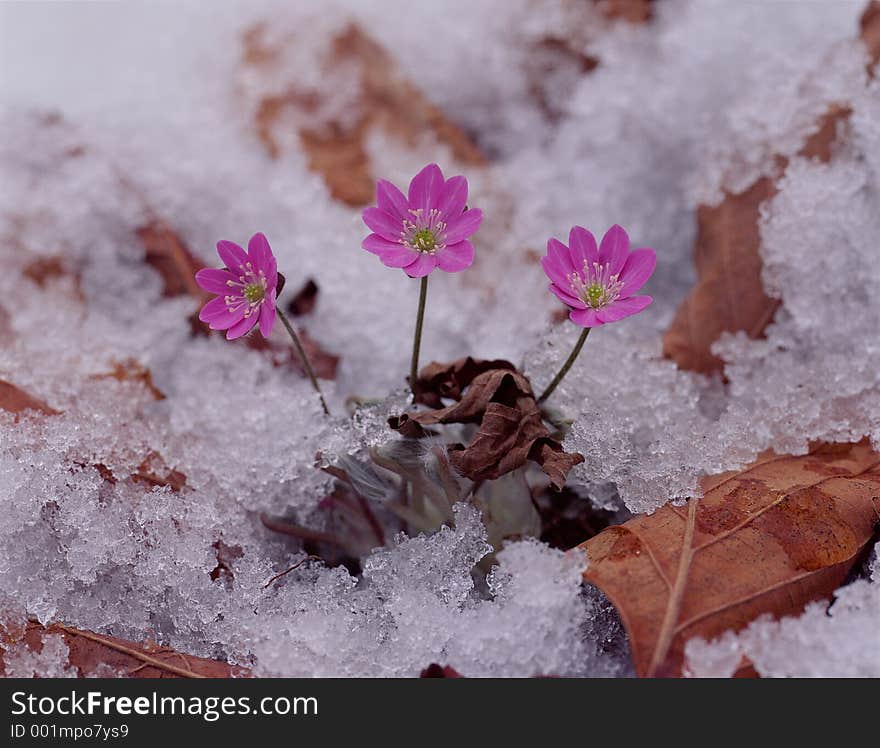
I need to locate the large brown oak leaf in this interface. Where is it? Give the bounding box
[579,441,880,677]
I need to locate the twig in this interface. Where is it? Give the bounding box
[263,555,321,589]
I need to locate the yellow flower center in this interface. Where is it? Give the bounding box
[244,282,265,303]
[411,229,438,252]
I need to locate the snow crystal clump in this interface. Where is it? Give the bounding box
[237,505,595,677]
[3,634,77,678]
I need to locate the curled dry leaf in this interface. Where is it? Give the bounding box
[0,379,60,420]
[0,621,248,678]
[579,441,880,677]
[412,356,516,408]
[663,3,880,374]
[242,23,486,206]
[391,358,584,489]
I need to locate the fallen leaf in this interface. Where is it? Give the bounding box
[135,221,206,299]
[245,328,339,381]
[210,539,244,585]
[132,451,187,492]
[861,1,880,70]
[242,23,486,206]
[412,356,517,408]
[594,0,655,24]
[286,277,319,316]
[579,441,880,677]
[91,358,166,401]
[0,379,60,420]
[22,254,84,301]
[526,38,598,125]
[391,360,584,489]
[663,5,879,374]
[0,621,248,678]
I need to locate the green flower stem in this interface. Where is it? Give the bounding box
[537,326,592,404]
[276,307,330,416]
[410,276,429,396]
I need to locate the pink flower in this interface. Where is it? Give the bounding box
[195,233,278,340]
[362,163,482,277]
[541,225,655,327]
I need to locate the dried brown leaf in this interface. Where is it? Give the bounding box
[412,356,517,408]
[243,23,486,206]
[0,379,61,420]
[132,451,187,492]
[594,0,655,24]
[286,277,320,316]
[135,222,207,299]
[663,7,879,374]
[579,441,880,677]
[245,328,339,381]
[861,1,880,70]
[392,360,584,489]
[90,358,166,401]
[0,621,248,678]
[22,255,84,302]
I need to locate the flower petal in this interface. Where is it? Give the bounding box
[258,292,276,338]
[408,163,444,212]
[376,179,409,220]
[598,224,629,275]
[195,268,238,295]
[618,248,656,297]
[444,208,482,244]
[569,226,599,269]
[569,308,601,327]
[247,232,277,290]
[404,253,439,278]
[362,234,419,267]
[436,175,468,219]
[200,297,245,330]
[362,207,404,242]
[226,313,258,340]
[542,239,576,290]
[549,283,586,309]
[596,295,652,323]
[247,232,271,267]
[198,295,232,322]
[216,240,249,273]
[436,240,474,272]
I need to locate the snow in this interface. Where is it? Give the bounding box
[1,0,878,677]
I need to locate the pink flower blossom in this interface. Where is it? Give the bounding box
[362,163,482,277]
[195,233,278,340]
[541,225,655,327]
